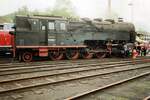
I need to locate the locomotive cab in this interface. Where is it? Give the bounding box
[15,15,69,46]
[0,31,14,56]
[0,23,14,56]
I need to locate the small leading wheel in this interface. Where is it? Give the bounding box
[49,51,64,60]
[95,52,106,59]
[66,49,79,60]
[22,52,33,62]
[81,51,93,59]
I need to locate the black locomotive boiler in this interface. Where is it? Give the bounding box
[11,15,136,62]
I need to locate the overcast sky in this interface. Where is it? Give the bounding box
[0,0,150,32]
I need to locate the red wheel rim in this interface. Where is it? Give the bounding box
[66,50,79,60]
[95,52,106,59]
[49,52,64,60]
[81,51,93,59]
[22,52,32,62]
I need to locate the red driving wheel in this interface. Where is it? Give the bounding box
[22,52,33,62]
[95,52,106,59]
[49,51,64,60]
[66,49,79,60]
[81,51,93,59]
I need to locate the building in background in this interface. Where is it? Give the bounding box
[137,31,150,43]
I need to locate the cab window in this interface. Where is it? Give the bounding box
[60,23,66,30]
[28,19,40,31]
[48,22,55,30]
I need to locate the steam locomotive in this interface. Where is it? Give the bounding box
[7,15,136,62]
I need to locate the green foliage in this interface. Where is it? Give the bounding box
[0,0,78,23]
[0,6,30,23]
[51,0,78,17]
[17,6,30,15]
[0,16,11,23]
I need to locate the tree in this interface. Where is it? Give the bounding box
[0,1,79,23]
[17,6,30,15]
[32,9,40,15]
[51,0,78,17]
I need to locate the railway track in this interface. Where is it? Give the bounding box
[0,58,148,81]
[0,56,143,67]
[0,57,149,71]
[0,58,149,75]
[0,58,149,100]
[0,57,119,65]
[67,69,150,100]
[0,58,132,68]
[66,71,150,100]
[0,59,146,76]
[0,59,145,82]
[0,64,148,100]
[0,56,149,67]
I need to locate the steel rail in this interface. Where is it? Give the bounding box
[0,57,148,67]
[0,58,109,66]
[0,63,133,83]
[0,59,134,70]
[0,60,143,76]
[65,71,150,100]
[0,59,147,77]
[0,63,149,94]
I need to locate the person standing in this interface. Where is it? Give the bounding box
[132,48,138,64]
[106,41,112,56]
[143,46,147,56]
[123,43,128,57]
[137,44,141,56]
